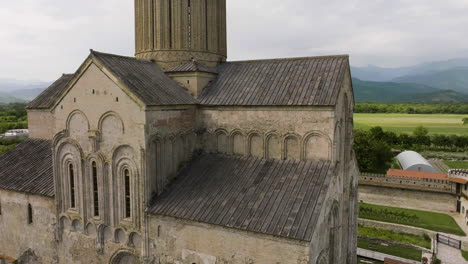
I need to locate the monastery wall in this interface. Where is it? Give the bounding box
[199,107,335,161]
[0,189,56,263]
[147,215,310,264]
[27,110,55,140]
[359,174,457,194]
[359,185,457,213]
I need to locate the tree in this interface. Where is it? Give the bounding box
[463,117,468,125]
[413,126,431,146]
[354,129,394,173]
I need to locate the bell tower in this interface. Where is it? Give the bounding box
[135,0,227,69]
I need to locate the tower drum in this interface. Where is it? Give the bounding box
[135,0,227,69]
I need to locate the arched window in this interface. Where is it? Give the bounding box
[69,163,76,208]
[124,169,131,218]
[92,161,99,217]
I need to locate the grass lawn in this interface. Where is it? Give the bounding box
[358,238,422,261]
[354,113,468,136]
[462,250,468,261]
[358,226,431,249]
[359,203,466,236]
[444,160,468,169]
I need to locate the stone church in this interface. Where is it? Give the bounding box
[0,1,358,263]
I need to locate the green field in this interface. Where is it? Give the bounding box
[358,226,431,249]
[354,113,468,136]
[358,238,422,261]
[444,160,468,169]
[359,203,466,236]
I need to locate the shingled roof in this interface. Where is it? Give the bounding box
[0,139,54,197]
[27,74,74,109]
[91,51,197,106]
[166,60,218,74]
[149,154,334,241]
[28,51,198,109]
[200,55,350,106]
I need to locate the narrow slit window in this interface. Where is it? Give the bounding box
[69,164,76,208]
[92,161,99,217]
[0,200,2,215]
[28,204,33,224]
[124,169,131,218]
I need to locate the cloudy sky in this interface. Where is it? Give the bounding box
[1,0,468,81]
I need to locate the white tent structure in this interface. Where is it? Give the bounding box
[396,151,438,173]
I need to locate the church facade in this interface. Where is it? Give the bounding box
[0,1,358,264]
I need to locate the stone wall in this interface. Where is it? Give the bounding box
[0,189,56,263]
[199,107,335,161]
[27,110,55,140]
[148,215,310,264]
[359,174,457,194]
[359,185,456,213]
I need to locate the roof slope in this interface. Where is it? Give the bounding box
[0,139,54,197]
[149,154,333,241]
[92,51,197,106]
[200,55,349,106]
[166,60,218,74]
[27,74,74,109]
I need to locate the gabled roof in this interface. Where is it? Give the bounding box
[149,154,334,241]
[27,51,198,110]
[0,139,54,197]
[199,55,350,106]
[91,51,197,106]
[27,74,74,109]
[166,60,218,74]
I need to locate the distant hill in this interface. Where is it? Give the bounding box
[7,88,45,101]
[392,67,468,94]
[0,79,49,103]
[353,78,468,103]
[352,58,468,82]
[0,91,26,104]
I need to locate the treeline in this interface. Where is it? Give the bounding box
[355,103,468,114]
[0,103,28,134]
[354,126,468,173]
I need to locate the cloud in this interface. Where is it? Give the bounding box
[0,0,467,81]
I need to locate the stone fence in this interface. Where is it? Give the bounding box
[359,173,457,194]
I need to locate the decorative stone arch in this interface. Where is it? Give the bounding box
[283,133,302,161]
[214,129,229,154]
[230,129,246,156]
[58,215,71,241]
[303,131,333,161]
[328,200,340,264]
[247,131,264,158]
[85,222,97,237]
[85,152,107,220]
[265,131,281,159]
[55,139,84,214]
[316,249,329,264]
[66,109,90,131]
[98,111,125,152]
[112,145,139,226]
[71,219,83,232]
[109,250,139,264]
[115,228,127,244]
[332,121,342,163]
[149,134,164,194]
[128,232,142,248]
[98,111,125,135]
[66,110,91,151]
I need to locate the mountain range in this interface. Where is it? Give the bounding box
[1,58,468,104]
[351,58,468,102]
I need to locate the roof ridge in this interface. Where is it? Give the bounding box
[228,54,350,64]
[90,49,152,63]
